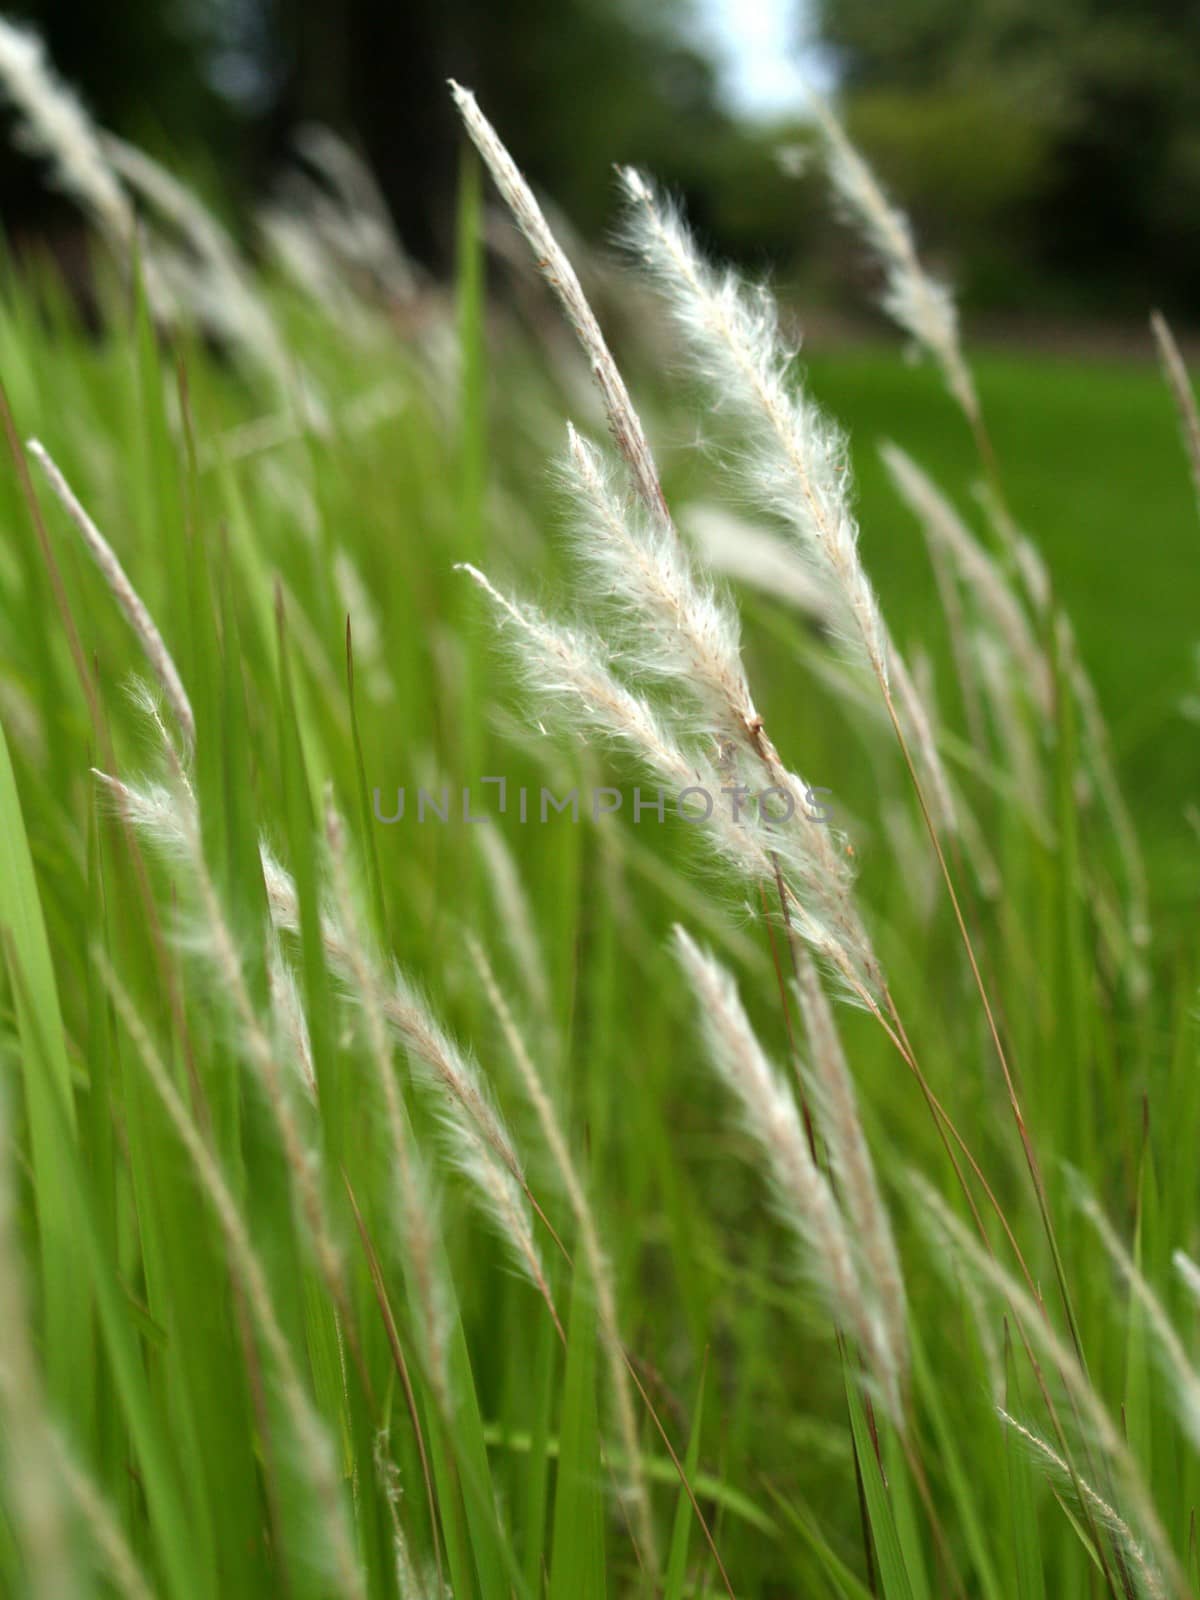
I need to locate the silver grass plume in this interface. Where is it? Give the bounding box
[290,124,417,302]
[563,423,868,902]
[619,178,966,866]
[324,798,450,1407]
[563,423,759,749]
[102,135,294,393]
[0,22,136,265]
[683,503,833,624]
[27,441,196,754]
[810,97,979,431]
[450,81,667,525]
[455,562,876,992]
[148,753,349,1324]
[380,959,563,1342]
[454,564,709,796]
[675,927,904,1426]
[964,472,1148,964]
[0,23,180,321]
[260,125,417,325]
[267,928,317,1097]
[475,823,552,1027]
[793,950,907,1398]
[92,732,441,1369]
[997,1411,1165,1600]
[904,481,991,757]
[975,634,1051,844]
[1151,312,1200,518]
[374,1430,440,1600]
[45,1433,155,1600]
[260,836,560,1340]
[620,166,889,686]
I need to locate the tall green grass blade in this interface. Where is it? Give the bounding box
[761,1481,875,1600]
[844,1378,914,1600]
[5,940,209,1600]
[0,718,91,1436]
[664,1351,708,1600]
[550,1253,605,1600]
[909,1325,1005,1600]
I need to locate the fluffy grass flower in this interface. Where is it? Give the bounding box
[810,97,979,431]
[675,926,905,1425]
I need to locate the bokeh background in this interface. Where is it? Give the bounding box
[3,0,1200,320]
[2,0,1197,921]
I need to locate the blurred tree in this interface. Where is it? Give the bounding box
[815,0,1200,314]
[5,0,234,141]
[3,0,802,275]
[273,0,741,265]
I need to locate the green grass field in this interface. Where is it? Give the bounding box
[808,347,1197,909]
[0,124,1198,1600]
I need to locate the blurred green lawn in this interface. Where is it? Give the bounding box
[801,345,1197,921]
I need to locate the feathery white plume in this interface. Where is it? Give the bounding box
[291,124,417,302]
[47,1435,155,1600]
[256,827,560,1338]
[683,503,832,623]
[619,167,889,685]
[448,86,881,999]
[385,960,562,1339]
[267,930,316,1097]
[456,563,697,791]
[563,423,759,749]
[0,21,132,256]
[1151,311,1200,518]
[450,81,668,525]
[475,824,552,1026]
[146,759,347,1313]
[456,562,874,988]
[28,441,195,754]
[811,97,978,429]
[103,135,294,391]
[95,755,512,1254]
[793,951,907,1394]
[997,1410,1165,1600]
[324,801,449,1405]
[675,927,903,1424]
